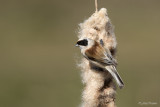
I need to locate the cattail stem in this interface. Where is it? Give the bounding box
[95,0,98,12]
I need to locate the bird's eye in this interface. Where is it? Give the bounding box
[77,39,88,46]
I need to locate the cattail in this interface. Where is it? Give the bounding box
[77,8,118,107]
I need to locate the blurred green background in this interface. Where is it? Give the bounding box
[0,0,160,107]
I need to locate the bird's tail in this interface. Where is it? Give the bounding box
[105,65,124,89]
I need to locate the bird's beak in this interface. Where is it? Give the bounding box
[75,44,79,47]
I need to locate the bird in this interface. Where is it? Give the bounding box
[76,38,124,89]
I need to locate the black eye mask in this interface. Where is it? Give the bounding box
[77,39,88,46]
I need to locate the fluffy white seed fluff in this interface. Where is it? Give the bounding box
[77,8,117,107]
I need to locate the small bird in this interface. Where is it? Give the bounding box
[76,38,124,89]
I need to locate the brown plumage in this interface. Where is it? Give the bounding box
[85,41,117,66]
[76,38,124,89]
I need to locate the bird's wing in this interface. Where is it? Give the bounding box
[105,65,124,89]
[85,42,116,66]
[103,50,117,66]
